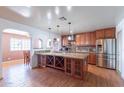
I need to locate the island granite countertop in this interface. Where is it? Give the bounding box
[35,52,89,60]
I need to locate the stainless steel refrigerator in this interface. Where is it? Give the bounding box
[96,39,116,69]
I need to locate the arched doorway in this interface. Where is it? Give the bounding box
[38,39,43,49]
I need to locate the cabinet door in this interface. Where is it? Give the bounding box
[61,36,64,46]
[96,30,105,39]
[74,59,83,79]
[38,55,42,67]
[90,32,96,46]
[65,36,68,45]
[85,32,91,45]
[37,55,46,67]
[65,58,72,75]
[63,36,66,46]
[88,53,96,65]
[76,34,81,46]
[62,36,68,46]
[105,28,115,38]
[81,33,86,45]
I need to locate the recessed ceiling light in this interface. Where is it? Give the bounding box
[70,30,73,34]
[55,6,59,15]
[67,6,72,11]
[47,12,52,20]
[3,29,30,37]
[7,6,31,18]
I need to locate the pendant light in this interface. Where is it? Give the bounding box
[48,27,52,41]
[68,22,72,41]
[57,25,60,31]
[56,25,60,41]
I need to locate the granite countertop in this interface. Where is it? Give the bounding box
[35,52,89,59]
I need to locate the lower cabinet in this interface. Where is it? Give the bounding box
[65,58,88,79]
[37,55,46,68]
[65,58,72,75]
[88,53,96,65]
[46,56,54,67]
[55,56,64,70]
[46,56,65,70]
[74,60,83,78]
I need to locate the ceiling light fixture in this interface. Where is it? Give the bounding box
[67,22,75,41]
[48,27,52,40]
[68,22,71,41]
[47,12,52,20]
[57,25,60,31]
[7,6,31,18]
[67,6,72,11]
[55,6,59,15]
[3,28,30,37]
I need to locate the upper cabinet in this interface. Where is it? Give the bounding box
[62,36,68,46]
[75,32,96,46]
[76,34,81,46]
[96,29,104,39]
[61,27,115,46]
[96,27,115,39]
[105,28,115,38]
[90,32,96,46]
[85,32,91,45]
[81,33,86,45]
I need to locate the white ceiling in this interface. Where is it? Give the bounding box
[0,6,124,35]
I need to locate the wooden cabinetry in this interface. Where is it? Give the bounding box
[61,27,115,46]
[65,58,88,79]
[85,32,91,45]
[37,54,88,79]
[88,53,96,65]
[90,32,96,46]
[81,33,86,45]
[96,27,115,39]
[62,36,68,46]
[105,28,115,38]
[96,30,105,39]
[75,32,95,46]
[74,60,83,78]
[37,55,46,68]
[76,34,81,46]
[65,58,73,75]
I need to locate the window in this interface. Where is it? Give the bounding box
[10,38,22,51]
[22,39,31,50]
[38,39,43,48]
[10,38,30,51]
[47,39,52,48]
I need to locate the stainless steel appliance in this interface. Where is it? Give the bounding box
[96,39,116,69]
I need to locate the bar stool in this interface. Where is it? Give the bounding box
[23,51,30,65]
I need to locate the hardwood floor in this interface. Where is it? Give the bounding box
[0,60,124,87]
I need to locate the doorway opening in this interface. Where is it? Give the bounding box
[2,28,31,71]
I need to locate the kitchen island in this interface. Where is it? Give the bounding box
[35,52,89,79]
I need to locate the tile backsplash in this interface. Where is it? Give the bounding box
[76,46,96,52]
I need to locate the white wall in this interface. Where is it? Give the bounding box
[0,18,61,79]
[116,18,124,79]
[0,31,2,79]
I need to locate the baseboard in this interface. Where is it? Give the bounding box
[2,59,24,63]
